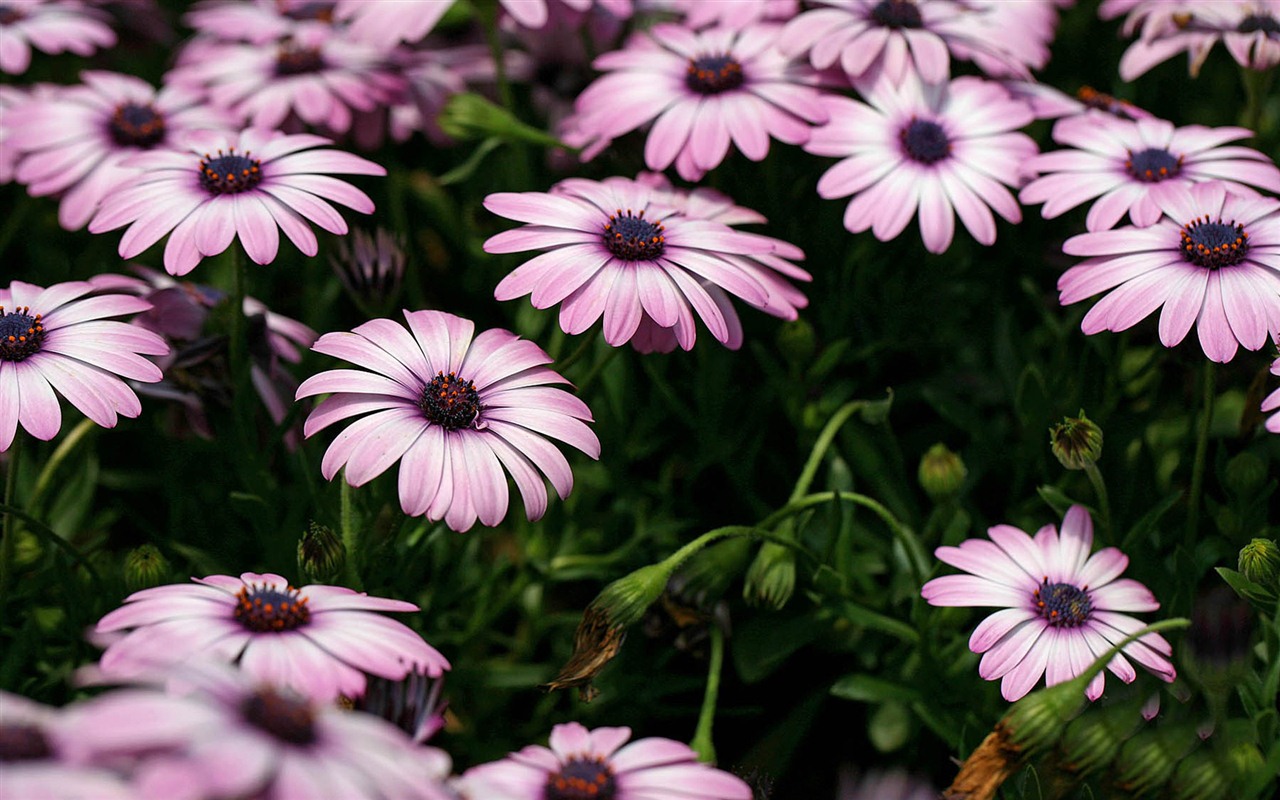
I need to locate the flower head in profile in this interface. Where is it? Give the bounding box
[485,177,779,351]
[1,279,168,453]
[1021,115,1280,232]
[1117,0,1280,79]
[1058,182,1280,363]
[1262,353,1280,434]
[93,571,449,703]
[568,22,829,181]
[922,505,1176,701]
[805,72,1036,254]
[0,0,116,75]
[457,721,754,800]
[6,71,230,230]
[297,310,600,532]
[88,128,384,275]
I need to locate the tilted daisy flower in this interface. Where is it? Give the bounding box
[1020,114,1280,232]
[0,0,116,75]
[662,0,799,31]
[805,71,1036,254]
[568,22,829,181]
[6,71,229,230]
[296,310,600,532]
[332,0,623,45]
[166,25,404,138]
[457,721,753,800]
[1058,182,1280,363]
[1,280,167,453]
[1115,1,1230,80]
[485,177,777,351]
[183,0,340,45]
[921,505,1176,702]
[94,571,449,703]
[88,128,384,275]
[778,0,1029,84]
[1221,0,1280,70]
[1262,354,1280,433]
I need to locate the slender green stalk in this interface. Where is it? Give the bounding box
[340,474,362,589]
[689,625,725,763]
[555,333,595,374]
[0,436,21,604]
[575,346,619,394]
[790,400,866,503]
[1240,66,1276,139]
[28,418,95,511]
[1082,461,1111,542]
[0,502,102,587]
[1186,360,1215,550]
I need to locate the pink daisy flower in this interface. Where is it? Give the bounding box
[0,0,116,75]
[296,310,600,532]
[921,505,1176,702]
[661,0,799,30]
[484,177,777,351]
[0,691,138,798]
[457,721,753,800]
[1021,115,1280,232]
[778,0,1029,84]
[183,0,340,45]
[167,25,405,138]
[6,71,229,231]
[1116,2,1229,80]
[88,128,384,275]
[1221,1,1280,70]
[1261,353,1280,433]
[805,71,1036,254]
[1058,182,1280,363]
[94,571,449,703]
[1,279,167,453]
[568,22,829,181]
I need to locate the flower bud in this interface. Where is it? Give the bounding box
[1223,452,1266,496]
[1049,411,1103,470]
[123,545,169,592]
[1169,748,1228,800]
[1237,538,1280,592]
[1058,700,1143,778]
[330,228,404,314]
[438,93,564,147]
[1113,726,1199,797]
[918,443,966,500]
[297,522,345,585]
[743,542,796,610]
[775,318,815,365]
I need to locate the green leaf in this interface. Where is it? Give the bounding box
[1036,484,1081,517]
[830,674,922,704]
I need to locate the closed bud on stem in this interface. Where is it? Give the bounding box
[1169,748,1228,800]
[438,93,566,148]
[1057,699,1145,778]
[1223,452,1266,496]
[1112,726,1199,797]
[330,228,404,314]
[918,443,967,500]
[298,522,345,585]
[1237,538,1280,592]
[123,545,169,592]
[775,319,815,365]
[1049,411,1103,470]
[743,541,796,610]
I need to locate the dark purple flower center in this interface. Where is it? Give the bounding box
[0,724,53,762]
[109,103,167,148]
[420,371,481,431]
[1180,215,1250,269]
[900,118,950,164]
[1033,579,1092,628]
[603,209,665,261]
[871,0,924,29]
[685,55,745,94]
[1238,13,1280,34]
[545,756,617,800]
[281,1,336,22]
[242,688,317,746]
[0,5,24,25]
[0,305,44,362]
[233,583,311,632]
[198,149,263,195]
[1125,148,1182,182]
[276,43,325,75]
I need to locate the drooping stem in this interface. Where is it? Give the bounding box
[1082,461,1111,542]
[340,473,362,589]
[1186,360,1216,550]
[689,625,725,763]
[1,437,22,605]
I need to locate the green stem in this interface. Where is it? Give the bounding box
[1186,360,1215,550]
[689,625,725,763]
[0,502,102,588]
[0,437,21,604]
[228,246,247,390]
[1241,66,1276,139]
[790,400,867,503]
[1082,461,1111,542]
[555,333,595,374]
[27,418,95,511]
[574,345,619,395]
[340,474,362,590]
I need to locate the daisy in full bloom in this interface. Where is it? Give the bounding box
[484,177,778,351]
[661,0,799,30]
[921,505,1176,702]
[0,692,136,800]
[88,128,384,275]
[805,71,1036,254]
[6,71,229,230]
[1058,182,1280,363]
[296,310,600,532]
[1021,115,1280,232]
[1259,353,1280,433]
[567,22,829,181]
[94,571,449,703]
[333,0,630,44]
[457,721,753,800]
[0,0,116,75]
[1,280,167,453]
[183,0,341,45]
[778,0,1029,84]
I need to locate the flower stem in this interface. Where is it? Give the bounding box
[1186,360,1215,550]
[1082,461,1111,542]
[0,436,20,604]
[228,245,247,389]
[340,472,362,590]
[689,625,725,763]
[1240,66,1276,140]
[27,418,95,512]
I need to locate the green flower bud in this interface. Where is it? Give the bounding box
[124,545,169,592]
[1049,410,1103,470]
[1113,726,1199,797]
[775,319,815,365]
[743,542,796,610]
[437,93,565,148]
[1169,748,1228,800]
[1223,452,1266,496]
[1237,538,1280,592]
[1216,737,1266,790]
[918,443,966,500]
[297,522,345,585]
[1058,700,1143,778]
[1002,677,1091,756]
